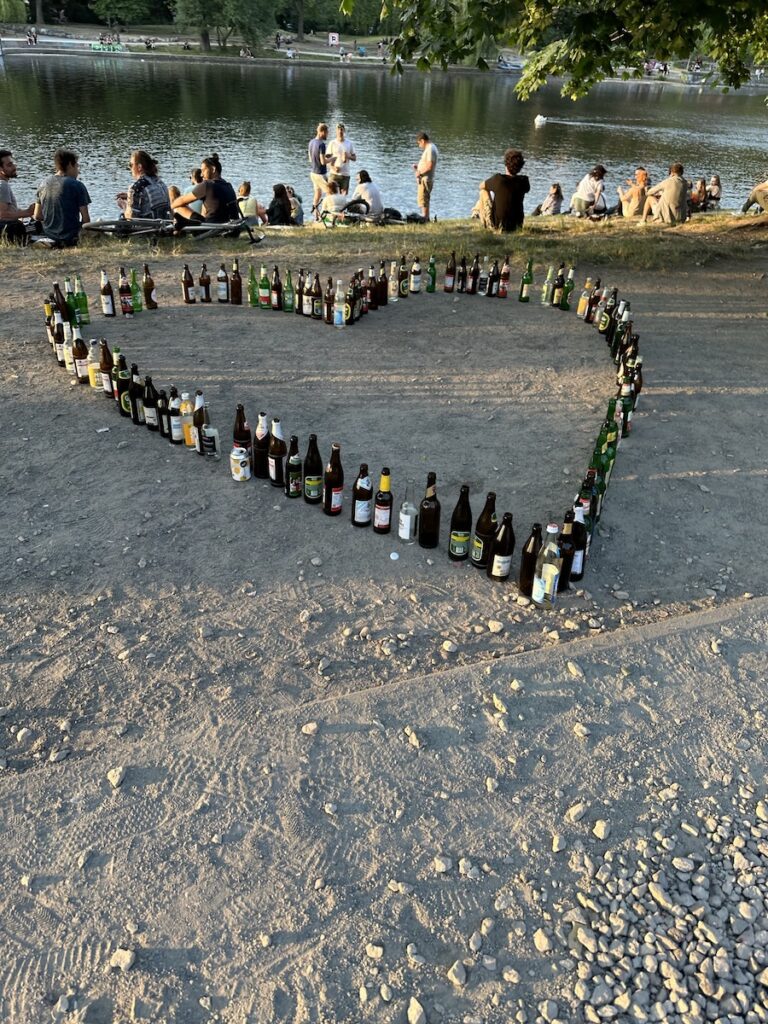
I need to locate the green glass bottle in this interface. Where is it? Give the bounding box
[130,269,143,313]
[559,267,575,310]
[283,269,295,312]
[74,275,90,325]
[518,258,533,302]
[425,255,437,293]
[248,264,258,307]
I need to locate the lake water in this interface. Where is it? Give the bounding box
[1,54,765,218]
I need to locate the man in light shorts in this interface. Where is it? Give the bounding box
[412,130,438,220]
[307,122,330,220]
[326,123,356,195]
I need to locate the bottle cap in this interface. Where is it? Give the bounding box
[546,523,559,534]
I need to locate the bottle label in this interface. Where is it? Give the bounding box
[334,306,344,326]
[202,430,219,457]
[120,392,131,416]
[471,535,487,564]
[490,553,512,577]
[100,371,112,395]
[134,399,145,424]
[55,342,65,363]
[399,278,408,297]
[259,286,270,305]
[100,294,114,316]
[145,407,159,428]
[552,287,563,306]
[374,503,391,529]
[75,357,88,379]
[287,470,302,496]
[304,475,322,500]
[88,364,101,388]
[268,455,284,481]
[170,417,184,442]
[312,298,323,318]
[531,576,546,603]
[354,498,372,524]
[571,550,584,575]
[191,426,201,451]
[409,273,421,292]
[398,510,417,540]
[330,486,343,512]
[182,421,195,445]
[521,283,530,299]
[302,294,313,315]
[449,530,470,557]
[444,273,455,290]
[217,281,229,301]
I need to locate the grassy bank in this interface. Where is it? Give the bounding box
[2,214,767,279]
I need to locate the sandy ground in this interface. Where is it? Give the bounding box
[0,244,767,1023]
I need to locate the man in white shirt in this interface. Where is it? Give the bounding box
[325,123,356,195]
[349,169,383,218]
[412,130,438,220]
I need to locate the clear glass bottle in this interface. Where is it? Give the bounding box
[532,523,561,609]
[397,478,418,544]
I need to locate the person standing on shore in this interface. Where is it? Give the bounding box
[325,123,356,195]
[412,130,438,220]
[308,122,330,220]
[33,149,91,247]
[0,149,35,244]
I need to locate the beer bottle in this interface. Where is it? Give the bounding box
[119,267,133,316]
[456,255,468,293]
[248,264,258,307]
[345,278,355,325]
[487,259,501,297]
[619,376,633,438]
[518,522,542,597]
[444,251,456,293]
[448,484,472,561]
[351,463,373,527]
[532,523,561,608]
[324,277,335,324]
[143,376,160,432]
[559,267,575,310]
[398,255,408,298]
[197,263,211,303]
[357,269,368,316]
[259,264,271,309]
[64,277,79,322]
[378,260,388,307]
[180,391,195,446]
[570,505,588,582]
[130,268,143,312]
[589,446,607,520]
[294,268,304,314]
[87,339,101,390]
[72,327,89,383]
[373,467,393,534]
[111,349,125,401]
[470,491,497,569]
[311,273,323,319]
[585,278,602,323]
[540,264,555,305]
[157,389,170,438]
[575,476,595,552]
[44,297,55,349]
[283,268,295,313]
[52,309,66,366]
[201,404,220,459]
[426,254,437,293]
[633,355,644,408]
[487,512,515,582]
[142,263,158,309]
[253,412,270,477]
[499,255,510,298]
[322,443,344,516]
[168,386,184,442]
[74,275,90,324]
[182,263,196,304]
[117,362,132,418]
[62,332,76,377]
[418,472,440,548]
[477,255,489,295]
[268,417,288,487]
[191,389,205,453]
[233,404,253,466]
[271,265,283,310]
[468,253,480,295]
[365,266,378,311]
[519,258,533,302]
[592,286,609,328]
[217,263,230,303]
[302,271,314,316]
[557,510,576,591]
[388,260,399,302]
[398,478,418,544]
[576,276,593,318]
[598,286,618,334]
[334,279,345,327]
[285,434,302,497]
[230,259,242,305]
[303,434,323,503]
[53,280,70,322]
[550,262,565,307]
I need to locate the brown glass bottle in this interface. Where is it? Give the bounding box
[216,263,229,303]
[72,327,89,384]
[487,512,515,582]
[448,484,472,561]
[230,259,242,305]
[128,363,145,424]
[418,472,440,548]
[324,277,334,324]
[377,260,388,307]
[143,376,160,432]
[303,434,323,503]
[142,264,158,309]
[351,463,373,527]
[267,417,288,487]
[366,266,378,311]
[285,435,302,497]
[271,265,283,310]
[470,491,497,569]
[517,523,542,597]
[157,389,170,438]
[323,443,344,515]
[253,412,270,477]
[444,251,457,292]
[373,467,393,533]
[182,264,196,304]
[98,339,113,396]
[311,273,323,320]
[199,263,212,303]
[557,510,576,591]
[233,404,252,464]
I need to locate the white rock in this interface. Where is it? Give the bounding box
[380,983,393,1002]
[107,766,126,789]
[485,777,499,793]
[442,640,458,654]
[358,985,368,1005]
[323,802,336,815]
[301,721,318,736]
[710,638,722,655]
[533,928,553,952]
[567,660,585,679]
[434,855,453,874]
[539,999,559,1022]
[317,657,331,674]
[49,747,70,763]
[756,800,768,823]
[447,959,467,986]
[259,932,271,947]
[407,997,427,1024]
[573,723,591,739]
[503,967,520,983]
[593,820,611,840]
[110,948,135,972]
[488,620,504,634]
[566,801,588,823]
[672,856,695,872]
[310,556,323,567]
[482,955,497,971]
[492,693,508,713]
[16,727,32,745]
[365,942,384,960]
[552,834,567,853]
[298,609,311,623]
[469,931,482,952]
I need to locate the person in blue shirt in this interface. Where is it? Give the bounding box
[307,122,330,221]
[33,149,91,247]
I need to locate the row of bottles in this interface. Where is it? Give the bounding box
[98,265,158,318]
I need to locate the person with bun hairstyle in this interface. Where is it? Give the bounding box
[116,149,170,219]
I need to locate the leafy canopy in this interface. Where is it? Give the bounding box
[338,0,768,98]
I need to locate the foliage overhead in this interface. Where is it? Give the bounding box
[337,0,768,98]
[0,0,27,19]
[90,0,151,25]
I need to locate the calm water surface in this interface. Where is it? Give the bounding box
[1,56,765,218]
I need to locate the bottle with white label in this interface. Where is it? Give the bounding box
[267,417,287,487]
[62,334,76,376]
[409,256,422,294]
[487,512,515,582]
[373,468,393,534]
[52,309,66,366]
[143,376,160,432]
[87,339,101,390]
[388,260,399,302]
[351,463,373,527]
[191,390,205,452]
[168,387,184,445]
[570,506,588,582]
[217,263,230,303]
[532,523,561,608]
[284,435,302,496]
[72,327,89,383]
[100,270,116,317]
[397,478,418,544]
[322,443,344,516]
[449,484,472,561]
[179,392,195,447]
[334,279,345,327]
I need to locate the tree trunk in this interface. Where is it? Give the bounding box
[35,0,44,24]
[295,0,304,41]
[200,28,211,51]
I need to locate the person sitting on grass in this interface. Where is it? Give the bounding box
[33,148,91,247]
[237,181,268,223]
[346,169,384,218]
[265,183,294,226]
[171,155,238,225]
[0,148,35,245]
[689,177,709,213]
[286,185,304,225]
[639,163,688,225]
[737,174,768,215]
[320,180,348,221]
[531,182,563,216]
[116,149,171,220]
[476,148,530,232]
[569,164,607,218]
[616,167,648,218]
[706,174,722,206]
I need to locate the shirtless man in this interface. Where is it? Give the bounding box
[171,155,238,224]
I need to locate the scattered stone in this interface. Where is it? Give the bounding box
[365,942,384,960]
[516,596,531,607]
[301,721,318,736]
[323,802,336,815]
[447,959,467,987]
[552,834,567,853]
[310,556,322,567]
[756,800,768,823]
[565,801,588,823]
[21,873,33,889]
[492,693,508,714]
[317,657,331,675]
[488,620,504,634]
[379,983,393,1002]
[710,638,722,655]
[107,766,126,790]
[533,927,553,952]
[434,854,453,874]
[503,967,520,984]
[298,609,311,623]
[566,660,585,679]
[613,590,630,600]
[406,943,426,966]
[442,640,458,654]
[407,997,427,1024]
[358,986,368,1005]
[593,819,611,840]
[16,727,32,745]
[469,931,482,952]
[109,947,136,972]
[485,777,499,793]
[573,723,591,739]
[49,747,71,763]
